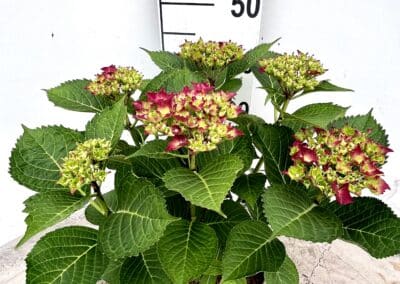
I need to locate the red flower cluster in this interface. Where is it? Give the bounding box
[286,126,392,205]
[133,83,243,152]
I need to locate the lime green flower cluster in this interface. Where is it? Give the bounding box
[259,51,325,94]
[58,139,112,195]
[286,126,392,205]
[86,65,143,99]
[179,38,244,69]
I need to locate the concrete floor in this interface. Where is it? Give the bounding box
[1,212,399,284]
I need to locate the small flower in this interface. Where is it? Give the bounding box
[259,51,325,95]
[86,66,143,99]
[166,135,189,151]
[285,127,391,205]
[58,139,111,194]
[179,38,244,69]
[133,82,243,152]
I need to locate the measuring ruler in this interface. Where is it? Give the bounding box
[157,0,264,111]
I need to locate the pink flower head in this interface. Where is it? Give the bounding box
[166,135,188,151]
[101,65,117,78]
[227,125,244,139]
[350,145,366,164]
[368,177,390,194]
[192,82,214,94]
[147,89,173,105]
[379,145,393,155]
[292,142,318,164]
[332,182,353,205]
[361,160,383,177]
[133,101,144,111]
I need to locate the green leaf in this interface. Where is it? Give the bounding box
[196,136,255,174]
[265,255,299,284]
[46,79,113,112]
[203,200,250,248]
[128,140,187,159]
[327,197,400,258]
[328,109,389,146]
[222,220,286,280]
[130,125,148,146]
[142,69,205,94]
[163,155,243,216]
[85,97,127,147]
[232,114,266,130]
[120,246,172,284]
[85,190,118,226]
[157,220,218,284]
[219,78,242,92]
[231,173,266,210]
[251,65,285,107]
[251,123,294,184]
[281,103,348,131]
[9,125,83,192]
[99,179,177,259]
[18,190,89,247]
[227,41,278,78]
[141,48,184,71]
[303,80,353,93]
[263,184,343,242]
[131,155,182,179]
[26,226,108,284]
[101,259,124,284]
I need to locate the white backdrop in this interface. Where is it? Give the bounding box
[1,0,399,246]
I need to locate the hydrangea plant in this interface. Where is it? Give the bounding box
[9,38,400,284]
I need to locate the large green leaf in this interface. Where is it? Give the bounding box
[18,190,89,247]
[85,97,127,147]
[203,200,250,248]
[9,125,83,192]
[99,179,177,259]
[142,69,205,94]
[251,123,294,184]
[281,103,348,131]
[251,65,285,107]
[157,220,218,284]
[26,226,108,284]
[222,220,286,281]
[265,255,299,284]
[328,110,389,146]
[196,136,255,174]
[120,246,172,284]
[327,197,400,258]
[227,41,277,78]
[163,155,243,216]
[219,78,242,92]
[141,48,184,71]
[46,79,113,113]
[85,190,118,226]
[263,184,342,242]
[231,173,266,210]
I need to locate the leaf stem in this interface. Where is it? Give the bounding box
[90,181,110,216]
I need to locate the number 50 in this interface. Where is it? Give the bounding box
[231,0,261,18]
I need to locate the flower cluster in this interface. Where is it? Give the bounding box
[179,38,244,69]
[58,139,111,194]
[286,126,392,205]
[133,83,243,152]
[86,65,143,99]
[259,51,325,94]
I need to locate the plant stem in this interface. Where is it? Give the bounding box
[90,181,110,216]
[253,158,264,173]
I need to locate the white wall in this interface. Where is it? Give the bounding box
[1,0,399,246]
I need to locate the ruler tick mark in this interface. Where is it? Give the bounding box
[161,2,215,6]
